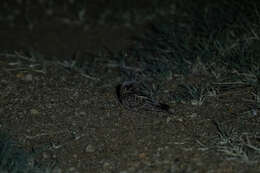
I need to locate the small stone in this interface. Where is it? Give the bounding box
[27,157,35,168]
[30,109,40,115]
[24,74,33,81]
[189,113,198,118]
[85,144,95,153]
[79,111,87,116]
[42,152,49,159]
[103,162,111,169]
[191,99,203,106]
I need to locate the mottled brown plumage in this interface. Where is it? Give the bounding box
[116,81,174,114]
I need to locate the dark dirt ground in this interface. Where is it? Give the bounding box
[0,1,260,173]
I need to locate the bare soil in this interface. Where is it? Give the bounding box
[0,1,259,173]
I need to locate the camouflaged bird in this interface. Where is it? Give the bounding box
[116,81,174,114]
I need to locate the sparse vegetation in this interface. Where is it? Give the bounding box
[0,0,259,172]
[0,132,58,173]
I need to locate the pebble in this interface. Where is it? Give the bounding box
[30,108,40,115]
[85,144,95,153]
[24,74,33,81]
